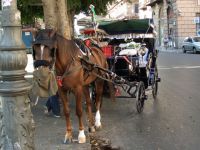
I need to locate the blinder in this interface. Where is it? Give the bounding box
[32,46,57,69]
[32,29,57,68]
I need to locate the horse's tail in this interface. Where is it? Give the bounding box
[105,62,115,102]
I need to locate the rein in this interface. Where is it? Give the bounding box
[56,57,83,87]
[54,34,85,87]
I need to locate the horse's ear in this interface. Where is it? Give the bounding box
[22,28,38,41]
[31,28,38,41]
[49,29,57,38]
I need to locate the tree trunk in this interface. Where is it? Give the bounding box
[42,0,57,29]
[42,0,72,40]
[56,0,71,39]
[68,10,75,38]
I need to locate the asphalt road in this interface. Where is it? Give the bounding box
[32,51,200,150]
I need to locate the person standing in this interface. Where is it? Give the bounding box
[163,35,169,50]
[168,36,173,47]
[45,92,61,117]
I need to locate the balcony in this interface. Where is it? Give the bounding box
[140,4,147,10]
[146,0,163,6]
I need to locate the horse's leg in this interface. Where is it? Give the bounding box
[75,86,86,143]
[58,89,73,143]
[94,79,104,129]
[83,86,95,133]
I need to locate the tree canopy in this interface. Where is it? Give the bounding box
[17,0,43,25]
[17,0,115,25]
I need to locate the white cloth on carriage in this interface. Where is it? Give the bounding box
[118,48,149,68]
[119,43,127,49]
[119,48,138,56]
[118,41,142,56]
[118,41,149,67]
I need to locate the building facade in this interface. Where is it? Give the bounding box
[106,0,139,19]
[144,0,200,48]
[139,0,153,19]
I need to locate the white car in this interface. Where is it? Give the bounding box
[182,36,200,53]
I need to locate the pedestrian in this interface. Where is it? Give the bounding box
[45,92,61,118]
[163,35,169,50]
[168,36,173,47]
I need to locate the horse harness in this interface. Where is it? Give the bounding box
[32,30,101,87]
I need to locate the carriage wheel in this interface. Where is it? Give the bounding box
[152,66,158,99]
[136,81,146,113]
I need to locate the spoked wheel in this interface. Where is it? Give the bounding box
[152,66,158,99]
[136,81,146,113]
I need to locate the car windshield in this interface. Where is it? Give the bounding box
[193,37,200,42]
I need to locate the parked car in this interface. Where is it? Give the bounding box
[182,36,200,53]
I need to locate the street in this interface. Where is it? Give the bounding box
[32,51,200,150]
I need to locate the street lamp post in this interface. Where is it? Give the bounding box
[0,0,34,149]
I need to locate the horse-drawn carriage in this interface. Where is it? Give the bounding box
[31,18,160,144]
[86,18,161,113]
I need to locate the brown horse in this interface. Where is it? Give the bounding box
[32,29,113,144]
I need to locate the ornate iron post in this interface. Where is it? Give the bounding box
[0,0,34,149]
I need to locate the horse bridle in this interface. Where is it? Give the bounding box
[32,46,57,69]
[32,29,57,69]
[32,30,93,86]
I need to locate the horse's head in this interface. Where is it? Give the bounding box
[32,29,57,69]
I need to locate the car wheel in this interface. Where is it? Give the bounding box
[193,47,197,54]
[182,47,186,53]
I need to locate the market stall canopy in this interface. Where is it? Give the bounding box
[98,19,154,35]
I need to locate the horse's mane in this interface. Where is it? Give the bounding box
[55,33,79,59]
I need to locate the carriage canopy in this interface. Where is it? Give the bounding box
[98,19,154,35]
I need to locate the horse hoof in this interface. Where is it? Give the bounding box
[63,138,73,144]
[78,130,86,143]
[78,137,86,144]
[64,135,73,144]
[89,126,96,133]
[95,125,102,131]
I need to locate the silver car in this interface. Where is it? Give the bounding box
[182,36,200,53]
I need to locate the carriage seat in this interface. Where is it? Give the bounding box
[119,48,138,56]
[118,47,149,68]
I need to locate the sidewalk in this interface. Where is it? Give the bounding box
[31,95,91,150]
[25,55,92,149]
[156,46,182,53]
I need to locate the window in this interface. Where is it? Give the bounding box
[134,4,139,14]
[198,0,200,5]
[193,37,200,42]
[188,38,192,43]
[184,38,188,42]
[196,13,200,35]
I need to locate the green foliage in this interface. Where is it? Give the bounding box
[68,0,115,15]
[17,0,115,25]
[17,0,43,25]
